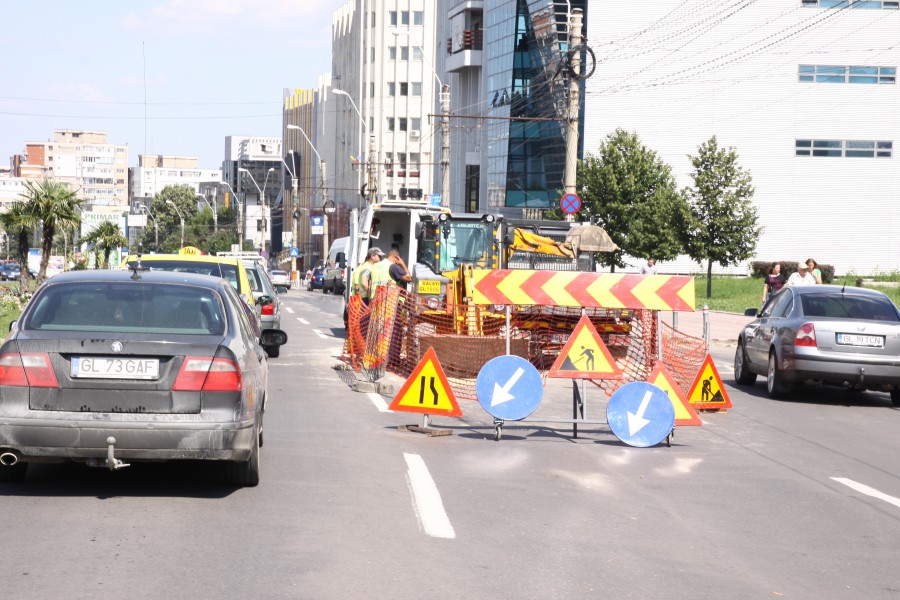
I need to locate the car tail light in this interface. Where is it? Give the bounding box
[0,352,59,387]
[795,322,817,347]
[261,303,274,316]
[172,357,243,391]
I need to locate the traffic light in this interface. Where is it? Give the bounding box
[399,187,408,199]
[408,188,423,199]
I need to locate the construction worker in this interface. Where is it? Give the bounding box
[358,247,386,303]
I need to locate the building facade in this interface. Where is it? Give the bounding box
[584,0,900,275]
[223,136,284,254]
[129,155,221,202]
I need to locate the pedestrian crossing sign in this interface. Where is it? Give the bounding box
[646,363,702,426]
[388,347,462,417]
[686,354,732,410]
[548,314,623,380]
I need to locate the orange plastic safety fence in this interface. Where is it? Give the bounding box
[341,286,707,402]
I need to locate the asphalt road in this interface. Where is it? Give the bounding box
[2,289,899,599]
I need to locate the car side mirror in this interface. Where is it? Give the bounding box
[744,307,759,317]
[258,295,274,307]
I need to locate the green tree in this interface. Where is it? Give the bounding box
[576,129,689,270]
[145,185,198,253]
[682,136,761,298]
[19,178,82,285]
[83,220,128,269]
[0,202,41,293]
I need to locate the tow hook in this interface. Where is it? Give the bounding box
[105,436,130,471]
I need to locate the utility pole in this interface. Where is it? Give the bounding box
[367,134,376,205]
[563,8,583,224]
[440,84,451,208]
[321,160,330,264]
[290,173,299,275]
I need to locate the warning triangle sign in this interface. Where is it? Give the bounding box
[686,354,732,410]
[388,347,462,417]
[647,363,702,426]
[548,314,623,380]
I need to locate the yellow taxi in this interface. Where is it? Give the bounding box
[121,251,256,307]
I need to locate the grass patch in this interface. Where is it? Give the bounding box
[692,275,900,313]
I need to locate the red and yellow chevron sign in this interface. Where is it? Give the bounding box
[470,270,695,311]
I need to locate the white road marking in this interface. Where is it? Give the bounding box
[311,328,328,339]
[285,307,295,314]
[831,477,900,509]
[297,317,309,324]
[366,392,390,412]
[404,453,455,539]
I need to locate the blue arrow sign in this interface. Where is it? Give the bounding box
[476,355,543,421]
[606,382,675,447]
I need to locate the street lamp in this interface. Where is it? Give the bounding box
[165,200,185,250]
[139,203,159,251]
[238,167,273,254]
[287,124,331,263]
[390,29,451,208]
[220,180,244,244]
[333,88,376,206]
[197,192,217,233]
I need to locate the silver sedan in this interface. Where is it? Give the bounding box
[735,284,900,404]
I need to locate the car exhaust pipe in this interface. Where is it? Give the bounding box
[0,451,20,466]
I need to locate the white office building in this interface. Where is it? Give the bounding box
[585,1,900,275]
[129,155,221,201]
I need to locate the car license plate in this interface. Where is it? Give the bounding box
[71,357,160,380]
[836,333,884,348]
[417,280,441,294]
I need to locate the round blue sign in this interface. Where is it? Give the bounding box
[476,355,543,421]
[560,193,581,214]
[606,382,675,447]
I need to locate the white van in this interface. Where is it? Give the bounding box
[322,237,350,294]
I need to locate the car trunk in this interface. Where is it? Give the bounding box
[15,336,224,414]
[808,319,900,357]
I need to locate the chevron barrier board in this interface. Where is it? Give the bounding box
[470,270,695,311]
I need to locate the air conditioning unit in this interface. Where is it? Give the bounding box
[410,130,420,139]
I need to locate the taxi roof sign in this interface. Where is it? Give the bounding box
[686,354,732,410]
[388,347,462,417]
[548,314,623,379]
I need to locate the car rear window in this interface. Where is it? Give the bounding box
[801,294,900,321]
[25,282,226,335]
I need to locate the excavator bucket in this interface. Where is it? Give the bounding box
[565,224,618,253]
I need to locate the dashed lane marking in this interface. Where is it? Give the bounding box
[831,477,900,509]
[297,317,309,325]
[404,453,455,539]
[367,392,390,412]
[285,307,295,314]
[311,328,329,339]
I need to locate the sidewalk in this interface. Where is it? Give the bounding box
[660,309,755,348]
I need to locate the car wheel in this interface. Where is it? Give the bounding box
[224,422,260,487]
[265,344,280,358]
[890,389,900,407]
[734,340,757,385]
[0,462,28,482]
[767,350,792,399]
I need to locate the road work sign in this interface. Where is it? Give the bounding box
[476,355,543,421]
[646,363,702,426]
[388,347,462,417]
[607,382,675,447]
[686,354,732,410]
[548,314,623,380]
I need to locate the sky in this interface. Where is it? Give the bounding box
[0,0,348,170]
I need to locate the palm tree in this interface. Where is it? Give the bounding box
[19,178,82,285]
[82,220,127,269]
[0,202,41,293]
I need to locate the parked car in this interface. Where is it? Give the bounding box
[269,269,291,292]
[735,284,900,404]
[1,262,21,281]
[323,237,350,295]
[0,268,287,485]
[243,261,283,358]
[308,265,325,291]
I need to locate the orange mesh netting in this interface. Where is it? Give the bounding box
[341,285,707,402]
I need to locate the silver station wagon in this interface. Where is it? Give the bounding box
[735,284,900,403]
[0,268,287,486]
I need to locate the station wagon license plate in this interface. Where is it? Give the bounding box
[836,333,884,348]
[71,357,160,380]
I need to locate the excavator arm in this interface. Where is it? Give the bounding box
[508,228,576,259]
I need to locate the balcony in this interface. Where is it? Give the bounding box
[446,29,483,73]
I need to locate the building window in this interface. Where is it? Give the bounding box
[371,47,375,62]
[412,47,423,61]
[400,82,409,96]
[371,12,375,27]
[398,153,407,169]
[371,82,375,97]
[412,82,422,96]
[465,165,480,213]
[411,117,421,130]
[796,139,893,157]
[401,46,409,60]
[802,0,899,7]
[401,11,410,25]
[799,65,896,83]
[388,82,396,96]
[387,118,395,131]
[389,46,397,60]
[410,153,420,168]
[413,11,423,25]
[399,118,408,131]
[390,11,397,25]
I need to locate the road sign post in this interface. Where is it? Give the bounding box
[389,347,461,436]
